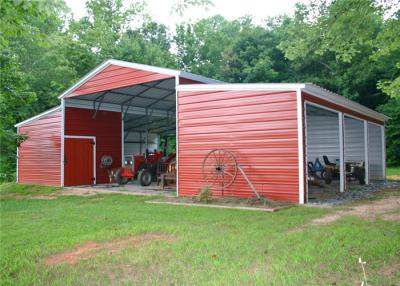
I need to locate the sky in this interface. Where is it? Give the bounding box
[65,0,309,30]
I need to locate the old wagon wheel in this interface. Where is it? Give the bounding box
[202,149,238,189]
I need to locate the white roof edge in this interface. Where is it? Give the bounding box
[15,105,62,128]
[176,83,388,122]
[57,59,220,99]
[176,83,306,91]
[58,60,111,99]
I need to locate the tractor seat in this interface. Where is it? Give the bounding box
[323,155,336,167]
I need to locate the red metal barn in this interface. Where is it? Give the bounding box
[16,60,389,204]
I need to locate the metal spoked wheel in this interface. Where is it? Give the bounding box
[202,149,238,190]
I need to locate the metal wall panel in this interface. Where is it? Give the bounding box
[177,90,299,203]
[368,123,384,180]
[18,110,62,186]
[124,132,159,157]
[306,108,340,164]
[65,107,122,184]
[344,116,365,162]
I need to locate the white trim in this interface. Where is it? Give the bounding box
[58,59,220,100]
[61,99,65,187]
[14,106,62,127]
[177,83,306,91]
[64,135,96,185]
[364,120,369,184]
[121,116,124,166]
[176,83,388,123]
[304,101,340,114]
[303,102,309,203]
[175,75,179,197]
[297,89,305,204]
[339,112,345,193]
[16,127,19,183]
[381,125,386,179]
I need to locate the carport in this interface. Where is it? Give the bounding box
[16,61,389,204]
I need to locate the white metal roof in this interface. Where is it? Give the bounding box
[57,59,221,99]
[176,83,389,122]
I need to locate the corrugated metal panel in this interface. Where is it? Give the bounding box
[68,65,173,98]
[178,90,299,203]
[18,110,62,186]
[306,107,340,163]
[65,107,122,184]
[344,116,365,162]
[124,132,159,157]
[368,123,384,180]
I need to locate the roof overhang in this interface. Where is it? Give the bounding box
[176,83,389,123]
[58,59,221,100]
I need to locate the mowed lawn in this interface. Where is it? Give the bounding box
[0,184,399,286]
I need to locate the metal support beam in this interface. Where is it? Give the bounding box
[364,120,369,184]
[120,81,162,120]
[339,112,345,192]
[92,91,107,119]
[145,91,175,109]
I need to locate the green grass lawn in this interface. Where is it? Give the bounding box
[1,184,399,285]
[387,166,400,179]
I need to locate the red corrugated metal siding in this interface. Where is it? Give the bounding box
[65,107,121,184]
[68,65,173,97]
[303,92,384,125]
[178,90,300,203]
[18,110,62,186]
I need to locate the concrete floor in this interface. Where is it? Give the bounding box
[82,181,176,197]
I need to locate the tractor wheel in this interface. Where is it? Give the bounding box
[324,172,332,184]
[115,168,129,185]
[138,169,152,186]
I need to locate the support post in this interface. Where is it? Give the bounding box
[339,112,345,192]
[364,121,369,184]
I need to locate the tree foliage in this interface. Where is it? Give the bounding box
[0,0,399,182]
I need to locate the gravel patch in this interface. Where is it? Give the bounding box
[308,181,400,206]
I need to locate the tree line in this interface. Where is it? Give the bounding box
[0,0,399,181]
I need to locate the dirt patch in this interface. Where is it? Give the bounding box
[290,196,400,233]
[44,233,175,266]
[382,261,400,277]
[30,195,57,200]
[311,196,400,226]
[381,212,400,221]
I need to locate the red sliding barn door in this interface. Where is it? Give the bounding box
[64,137,95,186]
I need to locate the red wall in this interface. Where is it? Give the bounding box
[18,110,62,186]
[177,90,300,203]
[65,107,122,184]
[68,65,173,98]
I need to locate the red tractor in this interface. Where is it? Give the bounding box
[113,151,176,186]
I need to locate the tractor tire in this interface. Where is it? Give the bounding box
[138,169,152,186]
[324,172,332,184]
[115,168,129,185]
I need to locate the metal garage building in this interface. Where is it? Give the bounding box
[15,59,389,204]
